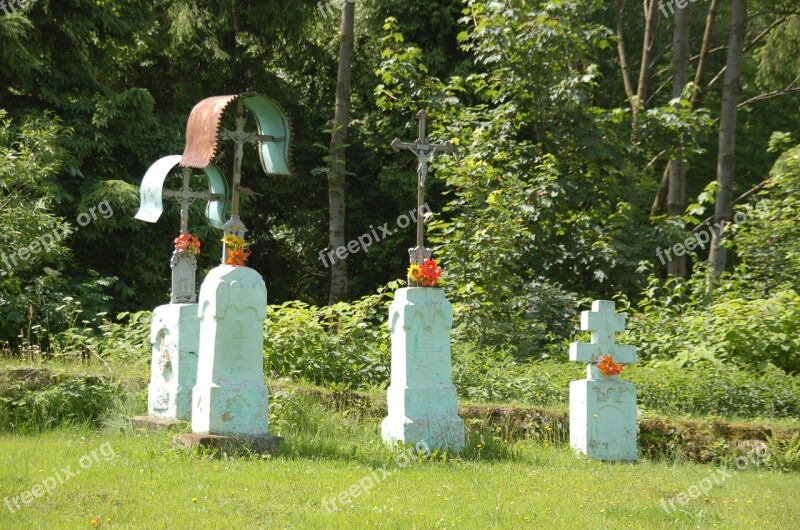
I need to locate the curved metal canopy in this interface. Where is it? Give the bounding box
[134,155,228,229]
[179,93,292,176]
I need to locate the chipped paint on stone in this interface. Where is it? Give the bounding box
[381,287,465,451]
[147,304,200,421]
[191,265,270,436]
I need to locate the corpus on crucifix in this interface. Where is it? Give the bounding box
[180,94,292,265]
[391,110,454,272]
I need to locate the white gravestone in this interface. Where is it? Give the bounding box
[191,265,270,436]
[569,300,637,461]
[381,287,465,451]
[147,304,200,420]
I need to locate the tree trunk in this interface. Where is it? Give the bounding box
[327,0,355,304]
[667,2,691,277]
[709,0,747,275]
[651,0,720,217]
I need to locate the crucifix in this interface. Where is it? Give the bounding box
[220,99,287,261]
[135,155,227,303]
[391,110,454,267]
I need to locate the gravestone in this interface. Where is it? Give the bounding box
[176,94,290,452]
[133,157,226,423]
[569,300,637,461]
[191,265,270,436]
[381,110,463,451]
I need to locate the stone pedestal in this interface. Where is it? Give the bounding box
[147,303,200,420]
[191,265,270,436]
[381,287,464,451]
[570,366,637,461]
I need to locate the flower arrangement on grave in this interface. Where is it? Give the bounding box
[408,258,443,287]
[222,233,251,266]
[174,233,201,255]
[597,355,624,376]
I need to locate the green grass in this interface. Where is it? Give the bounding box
[1,384,800,530]
[0,428,798,529]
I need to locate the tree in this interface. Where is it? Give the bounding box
[666,2,692,277]
[327,0,355,304]
[709,0,747,274]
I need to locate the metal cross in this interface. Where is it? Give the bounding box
[221,100,286,260]
[163,168,224,234]
[391,110,454,265]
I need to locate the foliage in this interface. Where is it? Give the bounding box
[622,271,800,373]
[264,283,397,388]
[732,145,800,293]
[0,370,117,433]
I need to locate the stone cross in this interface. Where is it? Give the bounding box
[220,100,287,260]
[391,110,454,266]
[569,300,636,377]
[569,299,638,461]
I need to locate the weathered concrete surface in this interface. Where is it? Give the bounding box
[381,287,464,451]
[147,303,200,421]
[191,265,270,436]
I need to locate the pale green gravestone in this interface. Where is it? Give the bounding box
[381,110,464,451]
[569,300,637,461]
[134,156,227,422]
[176,94,290,449]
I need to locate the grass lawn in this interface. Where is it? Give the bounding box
[1,426,798,530]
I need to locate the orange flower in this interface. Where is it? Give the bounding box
[597,355,624,376]
[225,248,251,267]
[174,233,201,255]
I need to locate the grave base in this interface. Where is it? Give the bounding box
[147,303,200,421]
[175,433,283,455]
[131,415,187,432]
[381,414,465,451]
[570,376,637,461]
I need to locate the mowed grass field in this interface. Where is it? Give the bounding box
[1,426,799,530]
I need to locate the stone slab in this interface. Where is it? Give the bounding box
[570,377,637,461]
[174,432,283,455]
[131,415,187,432]
[147,303,200,420]
[382,287,464,451]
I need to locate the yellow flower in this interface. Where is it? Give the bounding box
[407,264,422,279]
[222,234,246,250]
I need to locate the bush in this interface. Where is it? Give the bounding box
[0,369,118,433]
[264,283,396,388]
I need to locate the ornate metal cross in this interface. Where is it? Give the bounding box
[163,168,225,234]
[391,110,454,265]
[135,155,227,303]
[220,100,288,259]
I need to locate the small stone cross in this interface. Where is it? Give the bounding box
[391,110,454,265]
[569,301,636,377]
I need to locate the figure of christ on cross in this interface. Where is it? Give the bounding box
[219,100,287,262]
[391,110,455,267]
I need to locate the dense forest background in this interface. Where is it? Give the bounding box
[1,0,799,374]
